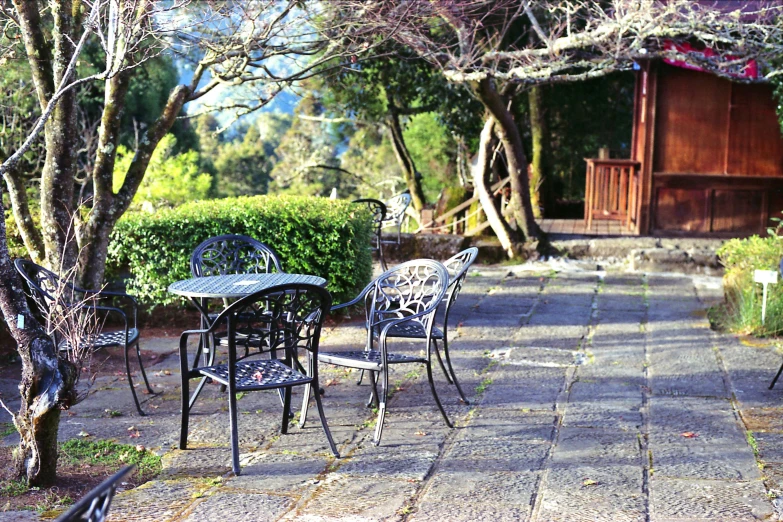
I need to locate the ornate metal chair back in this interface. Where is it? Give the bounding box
[217,283,332,363]
[365,260,448,337]
[442,247,479,314]
[55,464,135,522]
[352,198,386,246]
[383,193,411,226]
[190,234,283,277]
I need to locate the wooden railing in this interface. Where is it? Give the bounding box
[416,177,510,235]
[584,159,641,231]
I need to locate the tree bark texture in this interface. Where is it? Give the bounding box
[384,93,427,215]
[0,192,76,486]
[528,85,553,219]
[471,118,519,257]
[2,165,45,264]
[475,78,542,243]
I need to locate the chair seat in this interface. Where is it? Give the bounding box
[198,358,312,391]
[59,328,140,351]
[319,350,426,370]
[379,323,443,340]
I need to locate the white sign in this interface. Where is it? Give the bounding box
[754,270,779,324]
[754,270,778,285]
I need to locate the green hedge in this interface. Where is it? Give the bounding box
[107,196,373,305]
[716,235,783,336]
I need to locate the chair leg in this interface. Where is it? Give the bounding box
[770,361,783,389]
[356,369,365,385]
[135,342,154,394]
[378,235,387,271]
[299,354,313,429]
[125,343,145,416]
[311,365,339,457]
[432,339,453,384]
[442,334,469,404]
[367,370,380,408]
[281,387,292,435]
[179,339,190,450]
[372,364,389,446]
[188,377,209,410]
[425,357,452,428]
[227,382,241,476]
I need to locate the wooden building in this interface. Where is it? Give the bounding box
[585,60,783,236]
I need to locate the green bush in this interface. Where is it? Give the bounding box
[715,234,783,336]
[108,195,373,305]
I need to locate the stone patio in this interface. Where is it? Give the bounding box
[3,262,783,521]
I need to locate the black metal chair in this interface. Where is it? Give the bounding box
[179,283,339,475]
[317,260,450,446]
[768,258,783,389]
[352,198,387,270]
[381,192,411,245]
[15,259,153,416]
[384,247,478,403]
[55,464,135,522]
[188,234,284,400]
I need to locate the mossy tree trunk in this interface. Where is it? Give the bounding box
[384,93,427,216]
[528,85,553,219]
[0,189,77,486]
[474,78,543,245]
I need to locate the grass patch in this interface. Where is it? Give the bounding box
[0,478,27,497]
[475,377,492,394]
[0,422,16,438]
[59,439,161,482]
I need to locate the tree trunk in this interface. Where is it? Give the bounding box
[475,78,542,243]
[0,192,76,486]
[472,118,522,257]
[78,85,190,289]
[2,165,45,264]
[528,85,553,219]
[40,2,79,273]
[384,95,426,214]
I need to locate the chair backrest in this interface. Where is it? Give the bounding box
[442,247,479,316]
[366,259,448,334]
[55,464,135,522]
[352,198,386,235]
[383,193,411,225]
[15,259,67,314]
[190,234,283,277]
[215,283,332,361]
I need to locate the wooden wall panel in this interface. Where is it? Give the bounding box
[653,66,729,175]
[654,188,709,232]
[712,190,763,233]
[727,83,783,177]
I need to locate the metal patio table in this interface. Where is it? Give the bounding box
[168,272,327,409]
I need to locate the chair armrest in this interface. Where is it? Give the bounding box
[83,290,139,328]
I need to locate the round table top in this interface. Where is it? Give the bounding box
[168,273,327,299]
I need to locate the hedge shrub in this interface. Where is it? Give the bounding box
[715,234,783,336]
[107,195,373,306]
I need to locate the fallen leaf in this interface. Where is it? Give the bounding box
[77,430,91,437]
[135,445,145,452]
[414,431,427,436]
[252,371,264,382]
[127,426,136,431]
[681,432,698,438]
[128,430,141,439]
[162,370,172,376]
[325,379,340,387]
[582,479,599,487]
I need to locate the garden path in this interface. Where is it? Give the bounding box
[2,263,783,521]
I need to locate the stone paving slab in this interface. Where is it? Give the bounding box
[8,264,783,521]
